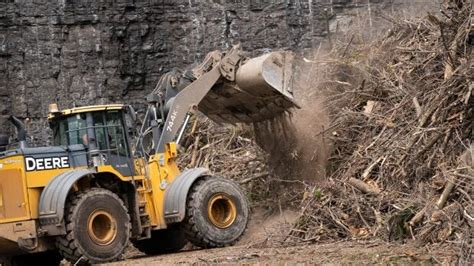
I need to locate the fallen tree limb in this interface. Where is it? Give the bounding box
[347,178,380,195]
[436,179,455,209]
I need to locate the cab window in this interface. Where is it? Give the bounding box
[106,111,129,157]
[52,110,130,158]
[92,112,107,151]
[52,114,87,146]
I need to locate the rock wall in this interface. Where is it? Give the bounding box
[0,0,437,145]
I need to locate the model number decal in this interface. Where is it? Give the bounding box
[166,107,179,132]
[25,157,70,171]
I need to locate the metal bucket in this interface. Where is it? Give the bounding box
[198,51,298,124]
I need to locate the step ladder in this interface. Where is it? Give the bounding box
[136,185,152,240]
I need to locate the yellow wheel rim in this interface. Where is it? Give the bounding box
[87,210,118,246]
[207,194,237,229]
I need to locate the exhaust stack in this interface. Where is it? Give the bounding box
[9,116,27,149]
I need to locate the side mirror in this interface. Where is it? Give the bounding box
[127,105,137,123]
[125,106,139,138]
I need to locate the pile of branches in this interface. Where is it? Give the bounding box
[177,116,305,209]
[288,0,473,261]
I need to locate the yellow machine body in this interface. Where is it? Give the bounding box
[0,105,182,255]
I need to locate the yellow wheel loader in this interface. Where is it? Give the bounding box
[0,45,297,265]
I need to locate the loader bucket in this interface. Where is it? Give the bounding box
[198,51,298,124]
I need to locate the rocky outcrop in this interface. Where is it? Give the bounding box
[0,0,435,144]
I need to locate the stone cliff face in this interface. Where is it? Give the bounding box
[0,0,434,145]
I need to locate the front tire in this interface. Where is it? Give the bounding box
[182,177,249,248]
[56,188,131,264]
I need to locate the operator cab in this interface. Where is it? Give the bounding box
[48,104,137,177]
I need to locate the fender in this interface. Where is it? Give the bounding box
[38,169,96,236]
[164,167,209,224]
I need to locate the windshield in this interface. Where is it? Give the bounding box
[52,113,88,146]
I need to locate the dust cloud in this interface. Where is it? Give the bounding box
[238,208,299,246]
[253,58,331,183]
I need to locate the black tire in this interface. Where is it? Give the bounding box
[56,188,131,264]
[182,176,249,248]
[132,226,188,255]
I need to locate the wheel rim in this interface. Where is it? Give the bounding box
[87,210,118,246]
[207,193,237,229]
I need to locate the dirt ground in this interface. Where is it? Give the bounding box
[104,210,460,265]
[107,241,458,265]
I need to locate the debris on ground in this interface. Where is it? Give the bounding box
[109,240,459,265]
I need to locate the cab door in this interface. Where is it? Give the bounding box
[93,111,134,176]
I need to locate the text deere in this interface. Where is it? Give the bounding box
[25,156,70,171]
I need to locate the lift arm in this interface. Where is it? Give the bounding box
[143,44,298,154]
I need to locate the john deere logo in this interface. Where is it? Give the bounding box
[25,156,70,171]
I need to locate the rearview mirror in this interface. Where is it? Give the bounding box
[127,105,137,122]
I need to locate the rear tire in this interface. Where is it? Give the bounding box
[132,227,188,255]
[182,177,249,248]
[56,188,131,264]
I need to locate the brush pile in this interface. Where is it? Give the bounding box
[287,0,473,262]
[177,117,305,209]
[177,0,472,262]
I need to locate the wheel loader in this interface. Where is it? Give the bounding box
[0,45,297,265]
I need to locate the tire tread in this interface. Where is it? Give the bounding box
[182,176,248,248]
[56,188,130,264]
